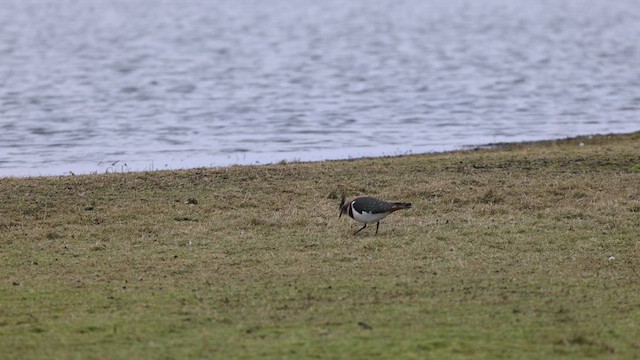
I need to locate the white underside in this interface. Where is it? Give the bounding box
[352,210,389,224]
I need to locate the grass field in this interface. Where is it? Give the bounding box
[1,132,640,359]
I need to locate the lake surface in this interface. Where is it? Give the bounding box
[1,0,639,177]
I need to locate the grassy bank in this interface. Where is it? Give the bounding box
[1,133,639,359]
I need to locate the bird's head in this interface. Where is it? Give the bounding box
[338,195,349,218]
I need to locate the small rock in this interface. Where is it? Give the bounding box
[608,256,616,261]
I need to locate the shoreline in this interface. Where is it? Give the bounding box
[469,131,638,150]
[2,130,639,179]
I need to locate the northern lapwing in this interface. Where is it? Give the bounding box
[339,196,412,235]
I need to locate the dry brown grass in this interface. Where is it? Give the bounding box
[1,132,639,358]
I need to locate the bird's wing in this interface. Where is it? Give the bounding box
[352,197,392,214]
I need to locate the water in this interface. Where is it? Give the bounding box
[1,0,639,177]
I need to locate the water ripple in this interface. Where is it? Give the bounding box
[1,0,639,176]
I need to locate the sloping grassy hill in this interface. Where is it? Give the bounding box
[1,132,639,358]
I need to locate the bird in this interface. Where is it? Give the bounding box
[339,196,412,235]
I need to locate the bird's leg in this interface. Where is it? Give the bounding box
[353,223,367,235]
[375,222,380,235]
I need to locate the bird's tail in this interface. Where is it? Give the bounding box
[390,202,412,211]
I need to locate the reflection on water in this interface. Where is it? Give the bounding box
[1,0,639,176]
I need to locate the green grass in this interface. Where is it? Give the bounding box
[1,132,640,359]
